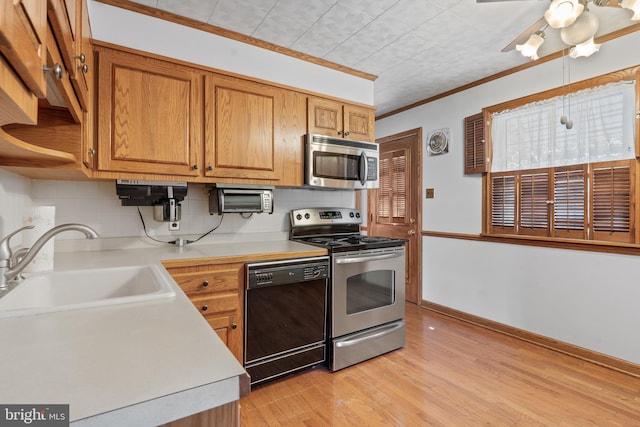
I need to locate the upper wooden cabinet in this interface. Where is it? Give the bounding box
[0,0,48,99]
[95,46,203,176]
[47,0,92,111]
[204,74,279,180]
[307,97,375,142]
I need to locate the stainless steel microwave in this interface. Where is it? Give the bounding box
[208,184,274,215]
[305,134,379,190]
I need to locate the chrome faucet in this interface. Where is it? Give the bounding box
[0,223,99,290]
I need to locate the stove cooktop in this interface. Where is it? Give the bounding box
[295,234,406,252]
[289,208,406,252]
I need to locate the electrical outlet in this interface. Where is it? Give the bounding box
[169,221,180,231]
[426,188,435,199]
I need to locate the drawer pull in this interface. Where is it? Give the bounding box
[43,63,63,80]
[201,305,208,311]
[202,280,209,287]
[232,323,237,329]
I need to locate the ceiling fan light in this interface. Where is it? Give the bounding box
[621,0,640,20]
[569,37,601,58]
[516,32,545,60]
[544,0,585,28]
[560,9,599,45]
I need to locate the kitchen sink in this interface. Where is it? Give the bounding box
[0,265,176,318]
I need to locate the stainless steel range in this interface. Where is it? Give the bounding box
[290,207,406,371]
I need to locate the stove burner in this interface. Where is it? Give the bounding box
[299,234,406,251]
[289,208,407,252]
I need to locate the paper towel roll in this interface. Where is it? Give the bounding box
[22,206,56,273]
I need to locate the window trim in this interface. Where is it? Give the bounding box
[481,65,640,245]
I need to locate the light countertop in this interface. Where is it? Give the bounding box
[0,238,326,426]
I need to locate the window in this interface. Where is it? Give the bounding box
[483,75,638,244]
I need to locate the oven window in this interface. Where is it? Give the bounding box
[346,270,395,314]
[314,152,360,180]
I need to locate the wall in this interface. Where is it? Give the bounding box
[0,170,353,242]
[376,31,640,364]
[28,179,354,240]
[0,169,32,240]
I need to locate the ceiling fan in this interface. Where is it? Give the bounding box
[478,0,640,59]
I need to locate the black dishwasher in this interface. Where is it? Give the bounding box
[244,256,329,386]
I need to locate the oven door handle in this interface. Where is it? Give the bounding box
[335,321,404,348]
[335,252,402,264]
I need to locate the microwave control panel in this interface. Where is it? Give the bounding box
[366,157,377,180]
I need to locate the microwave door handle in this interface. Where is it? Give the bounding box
[359,152,367,186]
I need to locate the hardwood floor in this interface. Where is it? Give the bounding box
[240,304,640,426]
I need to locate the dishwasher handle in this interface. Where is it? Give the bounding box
[335,251,402,264]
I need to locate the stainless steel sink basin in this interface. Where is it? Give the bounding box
[0,265,176,318]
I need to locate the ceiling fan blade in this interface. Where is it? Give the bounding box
[501,16,547,52]
[477,0,543,2]
[592,0,622,7]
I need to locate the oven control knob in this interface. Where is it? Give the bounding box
[355,212,360,218]
[296,213,302,220]
[304,213,310,220]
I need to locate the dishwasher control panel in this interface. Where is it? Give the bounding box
[246,257,329,288]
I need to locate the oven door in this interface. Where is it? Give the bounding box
[331,246,405,338]
[305,134,379,189]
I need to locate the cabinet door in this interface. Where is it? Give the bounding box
[79,0,94,168]
[0,0,48,98]
[207,314,242,363]
[204,74,278,180]
[96,47,202,176]
[276,88,306,186]
[307,97,342,138]
[343,103,375,142]
[167,262,244,364]
[308,97,375,142]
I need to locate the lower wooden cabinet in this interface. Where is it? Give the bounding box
[165,262,244,364]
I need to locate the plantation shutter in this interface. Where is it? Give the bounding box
[378,157,391,220]
[552,166,587,239]
[490,174,516,233]
[591,160,635,243]
[464,112,487,174]
[520,172,550,236]
[377,149,408,224]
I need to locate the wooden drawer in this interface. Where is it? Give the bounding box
[169,266,243,296]
[190,293,239,316]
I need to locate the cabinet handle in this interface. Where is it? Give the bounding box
[88,148,96,156]
[201,305,208,311]
[202,280,209,287]
[207,165,213,171]
[337,130,343,135]
[344,131,350,136]
[193,164,199,170]
[74,53,86,63]
[43,64,63,80]
[232,323,237,329]
[79,64,89,74]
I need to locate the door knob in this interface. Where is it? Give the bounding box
[408,229,416,236]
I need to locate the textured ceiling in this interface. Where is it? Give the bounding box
[126,0,637,116]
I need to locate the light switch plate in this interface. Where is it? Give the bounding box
[426,188,435,199]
